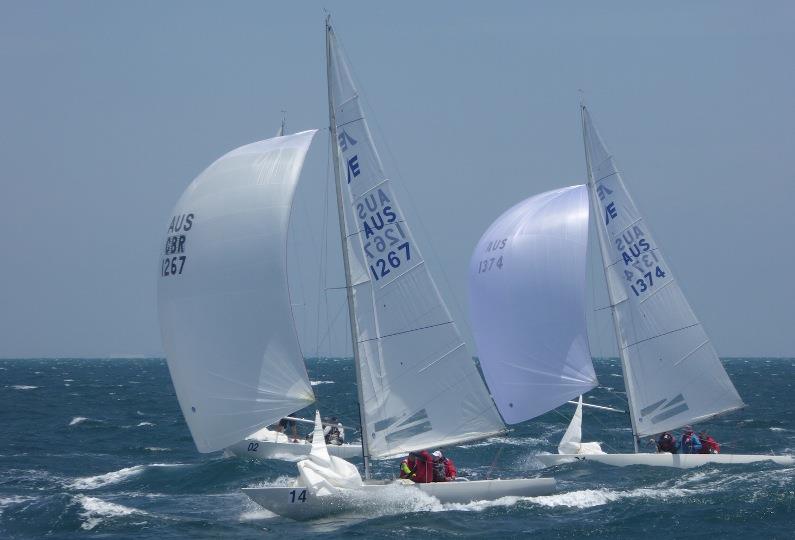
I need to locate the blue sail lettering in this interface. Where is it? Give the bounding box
[605,202,617,225]
[364,194,378,212]
[347,155,360,184]
[369,213,385,231]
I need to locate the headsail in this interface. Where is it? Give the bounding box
[469,186,597,424]
[158,130,317,453]
[582,106,744,438]
[326,23,505,459]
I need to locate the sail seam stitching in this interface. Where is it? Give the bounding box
[595,171,619,184]
[336,116,364,129]
[622,322,700,350]
[638,278,675,304]
[357,320,454,343]
[417,343,466,374]
[673,339,710,367]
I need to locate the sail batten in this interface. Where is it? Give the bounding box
[326,24,505,459]
[582,106,745,438]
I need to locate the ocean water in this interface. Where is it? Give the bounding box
[1,358,793,539]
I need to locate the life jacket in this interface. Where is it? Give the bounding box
[411,451,434,483]
[681,431,702,454]
[699,435,720,454]
[444,457,457,480]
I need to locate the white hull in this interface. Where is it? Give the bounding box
[226,438,361,461]
[243,477,556,521]
[537,452,795,469]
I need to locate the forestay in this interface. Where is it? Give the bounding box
[158,131,317,453]
[469,186,597,424]
[582,106,744,437]
[327,27,505,458]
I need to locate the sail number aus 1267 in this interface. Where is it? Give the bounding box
[369,242,411,281]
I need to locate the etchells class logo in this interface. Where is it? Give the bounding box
[161,213,194,277]
[373,409,433,445]
[639,393,689,425]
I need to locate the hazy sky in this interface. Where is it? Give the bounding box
[1,2,793,358]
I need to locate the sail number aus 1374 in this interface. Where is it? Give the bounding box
[476,237,507,274]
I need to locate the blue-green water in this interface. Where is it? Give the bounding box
[1,358,793,538]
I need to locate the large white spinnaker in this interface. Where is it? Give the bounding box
[582,106,745,438]
[326,26,505,459]
[469,186,597,424]
[158,130,318,453]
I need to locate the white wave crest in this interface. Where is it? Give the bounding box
[9,385,38,390]
[144,447,171,452]
[459,435,549,449]
[68,463,184,490]
[0,496,36,515]
[527,486,691,509]
[69,417,89,426]
[310,380,335,386]
[136,422,155,427]
[76,495,147,530]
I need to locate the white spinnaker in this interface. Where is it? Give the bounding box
[469,186,597,424]
[327,27,505,458]
[582,106,744,437]
[158,131,317,453]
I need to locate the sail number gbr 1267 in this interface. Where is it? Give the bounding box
[161,213,193,277]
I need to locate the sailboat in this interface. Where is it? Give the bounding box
[469,105,794,469]
[159,17,556,521]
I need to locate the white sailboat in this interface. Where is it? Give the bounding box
[160,17,556,521]
[470,105,793,469]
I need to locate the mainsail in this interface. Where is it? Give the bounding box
[158,131,317,453]
[582,105,745,438]
[326,22,505,459]
[469,186,597,424]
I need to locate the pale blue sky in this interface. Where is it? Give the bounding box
[1,2,793,358]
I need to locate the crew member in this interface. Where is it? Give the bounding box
[275,418,298,443]
[431,450,457,482]
[323,416,345,446]
[655,432,678,454]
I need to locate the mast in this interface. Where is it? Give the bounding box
[581,104,641,453]
[325,17,371,478]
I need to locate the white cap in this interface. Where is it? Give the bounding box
[432,450,442,458]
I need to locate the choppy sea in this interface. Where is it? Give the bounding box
[1,357,792,538]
